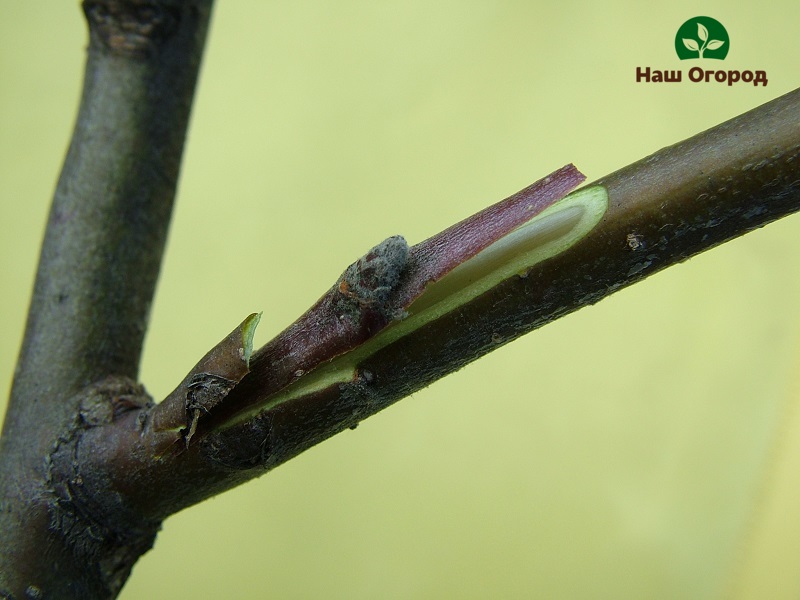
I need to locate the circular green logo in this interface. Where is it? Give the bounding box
[675,16,729,60]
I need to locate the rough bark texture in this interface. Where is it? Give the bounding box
[199,87,800,479]
[0,1,798,598]
[0,1,213,597]
[41,90,800,546]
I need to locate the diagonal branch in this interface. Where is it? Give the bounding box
[85,87,800,527]
[1,3,797,593]
[202,86,800,477]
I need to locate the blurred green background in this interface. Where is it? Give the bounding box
[2,2,800,598]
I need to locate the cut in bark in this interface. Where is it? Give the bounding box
[0,1,798,597]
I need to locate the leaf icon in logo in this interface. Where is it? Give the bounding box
[675,17,730,61]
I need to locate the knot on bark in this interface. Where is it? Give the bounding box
[43,376,160,597]
[335,235,410,325]
[83,0,181,56]
[182,372,238,447]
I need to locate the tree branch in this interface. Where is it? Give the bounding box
[0,1,214,596]
[202,86,800,476]
[1,3,797,596]
[81,87,800,533]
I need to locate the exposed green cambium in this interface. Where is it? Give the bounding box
[240,312,261,366]
[225,185,609,427]
[407,185,609,317]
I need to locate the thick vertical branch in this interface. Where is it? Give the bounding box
[0,2,797,596]
[0,1,214,597]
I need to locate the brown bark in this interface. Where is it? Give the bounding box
[0,2,798,598]
[0,1,214,596]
